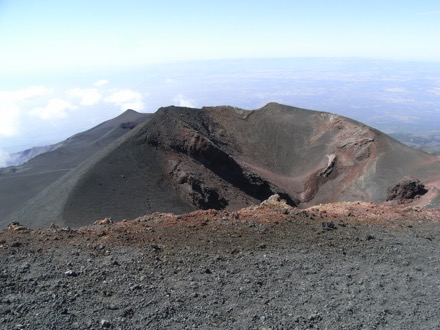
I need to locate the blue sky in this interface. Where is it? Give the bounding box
[1,1,440,159]
[1,0,440,74]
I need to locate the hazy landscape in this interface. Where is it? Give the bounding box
[2,1,440,329]
[2,58,440,166]
[2,102,440,328]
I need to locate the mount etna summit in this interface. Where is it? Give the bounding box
[1,103,440,228]
[3,103,440,329]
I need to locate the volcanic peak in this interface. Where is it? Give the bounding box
[3,103,440,228]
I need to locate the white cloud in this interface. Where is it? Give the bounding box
[391,114,420,122]
[104,89,144,111]
[174,94,196,108]
[67,88,102,106]
[0,104,21,137]
[0,86,51,101]
[94,79,108,87]
[429,88,440,95]
[0,86,51,137]
[29,98,77,120]
[385,88,406,93]
[0,149,10,168]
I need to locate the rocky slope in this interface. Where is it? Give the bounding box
[2,197,440,329]
[5,103,440,229]
[0,110,151,227]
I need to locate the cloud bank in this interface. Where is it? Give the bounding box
[0,149,10,168]
[94,80,108,87]
[0,86,51,137]
[67,88,102,106]
[29,98,77,120]
[0,80,145,151]
[174,94,196,108]
[105,89,145,111]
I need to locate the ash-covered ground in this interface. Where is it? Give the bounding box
[2,197,440,329]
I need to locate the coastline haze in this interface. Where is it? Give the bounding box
[1,58,440,155]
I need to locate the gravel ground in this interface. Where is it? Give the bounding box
[1,202,440,329]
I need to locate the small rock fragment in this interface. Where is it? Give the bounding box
[7,222,26,231]
[94,217,113,225]
[65,270,78,277]
[100,319,112,328]
[321,222,337,231]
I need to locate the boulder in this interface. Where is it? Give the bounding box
[386,177,428,202]
[261,194,288,207]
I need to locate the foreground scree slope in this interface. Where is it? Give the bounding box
[2,199,440,328]
[5,103,440,228]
